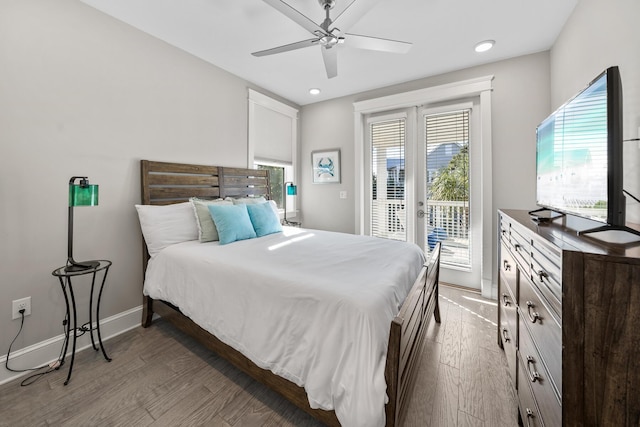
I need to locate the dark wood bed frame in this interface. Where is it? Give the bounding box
[139,160,441,426]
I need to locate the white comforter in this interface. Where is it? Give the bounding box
[144,227,425,427]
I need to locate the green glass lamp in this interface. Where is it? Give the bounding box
[66,176,100,272]
[284,181,298,226]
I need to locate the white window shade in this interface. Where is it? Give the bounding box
[248,89,298,166]
[253,103,293,163]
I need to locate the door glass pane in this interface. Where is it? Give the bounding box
[425,110,470,268]
[370,118,406,241]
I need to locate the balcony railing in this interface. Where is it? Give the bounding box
[372,199,470,267]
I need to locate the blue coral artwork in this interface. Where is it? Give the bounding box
[312,149,341,184]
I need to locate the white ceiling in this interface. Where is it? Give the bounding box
[80,0,578,106]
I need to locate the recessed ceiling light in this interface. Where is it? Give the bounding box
[474,40,495,53]
[309,88,321,95]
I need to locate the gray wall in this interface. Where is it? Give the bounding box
[0,0,294,353]
[551,0,640,224]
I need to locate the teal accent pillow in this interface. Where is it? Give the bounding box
[207,204,257,245]
[247,202,283,237]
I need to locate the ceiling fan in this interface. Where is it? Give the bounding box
[252,0,412,79]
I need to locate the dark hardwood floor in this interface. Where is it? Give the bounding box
[0,285,518,426]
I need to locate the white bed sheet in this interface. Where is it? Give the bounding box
[144,226,425,427]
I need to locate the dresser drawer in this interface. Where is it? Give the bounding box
[520,275,562,394]
[500,241,518,302]
[517,355,544,427]
[500,296,518,385]
[518,327,562,427]
[530,239,561,317]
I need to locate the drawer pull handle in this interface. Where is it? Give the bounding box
[526,301,540,323]
[514,243,521,252]
[525,408,535,427]
[526,355,541,382]
[503,260,511,271]
[502,328,510,343]
[537,270,548,282]
[502,293,511,306]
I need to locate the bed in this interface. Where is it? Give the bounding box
[138,160,441,426]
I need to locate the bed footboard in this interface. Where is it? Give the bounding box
[385,242,441,427]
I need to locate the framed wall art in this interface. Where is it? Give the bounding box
[311,149,341,184]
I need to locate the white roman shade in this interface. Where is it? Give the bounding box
[248,89,298,165]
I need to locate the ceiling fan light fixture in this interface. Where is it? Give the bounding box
[309,88,321,95]
[474,40,495,53]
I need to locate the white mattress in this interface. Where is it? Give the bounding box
[144,226,425,427]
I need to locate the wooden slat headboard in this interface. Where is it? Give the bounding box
[140,160,271,206]
[139,160,272,273]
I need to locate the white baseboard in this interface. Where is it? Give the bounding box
[0,305,142,386]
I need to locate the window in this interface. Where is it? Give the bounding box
[248,89,299,217]
[254,160,293,211]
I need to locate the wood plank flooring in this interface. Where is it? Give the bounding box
[0,285,518,426]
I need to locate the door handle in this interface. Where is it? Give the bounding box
[417,209,425,218]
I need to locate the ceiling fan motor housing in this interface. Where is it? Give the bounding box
[318,0,336,10]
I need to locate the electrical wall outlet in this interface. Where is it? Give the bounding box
[12,297,31,320]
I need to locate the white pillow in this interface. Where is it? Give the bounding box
[228,197,280,221]
[227,196,267,205]
[190,197,233,242]
[267,200,280,219]
[135,202,198,257]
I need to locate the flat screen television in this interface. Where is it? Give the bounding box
[533,66,638,237]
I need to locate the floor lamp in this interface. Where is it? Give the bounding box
[66,176,100,272]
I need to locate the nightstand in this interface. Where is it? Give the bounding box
[51,260,112,385]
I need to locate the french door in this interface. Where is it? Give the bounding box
[365,102,481,289]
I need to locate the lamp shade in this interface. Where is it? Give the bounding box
[69,184,99,206]
[286,183,297,196]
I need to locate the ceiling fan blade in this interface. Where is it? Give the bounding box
[321,46,338,79]
[332,0,382,32]
[252,38,319,57]
[262,0,326,35]
[345,33,412,53]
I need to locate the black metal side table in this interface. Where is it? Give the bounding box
[52,260,112,385]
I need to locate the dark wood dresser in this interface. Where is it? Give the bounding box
[497,209,640,427]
